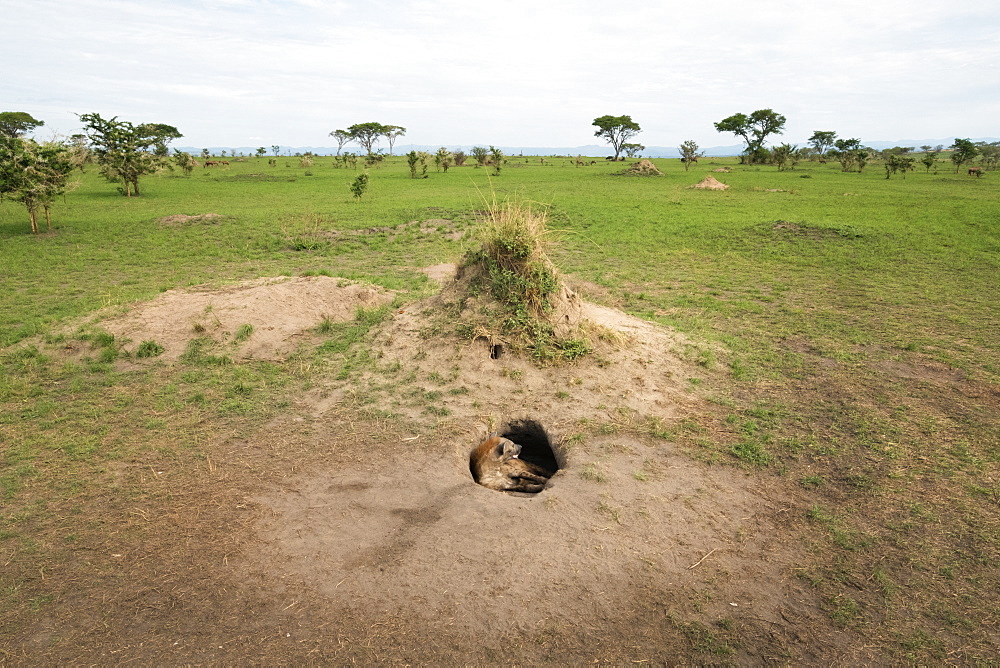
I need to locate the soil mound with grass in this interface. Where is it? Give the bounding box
[10,264,852,664]
[242,266,826,663]
[621,159,663,176]
[690,175,730,190]
[12,211,850,664]
[100,276,393,362]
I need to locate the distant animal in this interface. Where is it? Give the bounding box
[219,160,230,165]
[968,166,983,177]
[204,160,219,167]
[470,434,551,493]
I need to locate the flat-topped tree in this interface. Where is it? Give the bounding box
[347,122,388,155]
[808,131,837,160]
[383,125,406,155]
[714,109,786,164]
[592,115,641,161]
[328,129,351,156]
[0,112,45,138]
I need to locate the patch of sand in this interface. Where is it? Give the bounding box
[101,276,394,361]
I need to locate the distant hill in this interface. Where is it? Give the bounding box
[175,137,999,159]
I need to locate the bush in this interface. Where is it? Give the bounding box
[472,197,557,316]
[136,340,165,358]
[350,171,369,198]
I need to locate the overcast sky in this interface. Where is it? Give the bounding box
[6,0,999,150]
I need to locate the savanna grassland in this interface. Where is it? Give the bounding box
[1,153,997,664]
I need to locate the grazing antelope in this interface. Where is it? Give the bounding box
[968,166,983,177]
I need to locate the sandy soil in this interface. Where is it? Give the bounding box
[6,268,875,664]
[101,275,394,362]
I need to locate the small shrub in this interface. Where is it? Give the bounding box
[350,171,369,199]
[136,340,165,358]
[233,323,254,343]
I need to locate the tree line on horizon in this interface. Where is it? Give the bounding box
[1,109,996,233]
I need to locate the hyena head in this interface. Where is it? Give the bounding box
[495,437,521,462]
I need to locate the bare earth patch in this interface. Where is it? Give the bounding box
[7,270,880,664]
[100,276,393,361]
[157,213,223,226]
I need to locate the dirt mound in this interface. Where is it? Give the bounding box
[690,175,730,190]
[243,267,821,662]
[621,159,663,176]
[100,276,393,362]
[13,266,842,663]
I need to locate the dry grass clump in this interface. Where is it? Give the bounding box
[468,195,559,317]
[454,195,591,363]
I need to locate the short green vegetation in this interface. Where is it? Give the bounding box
[0,151,997,663]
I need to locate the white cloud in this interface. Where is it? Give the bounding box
[5,0,998,148]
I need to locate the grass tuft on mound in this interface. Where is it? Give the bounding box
[456,195,590,363]
[468,194,558,316]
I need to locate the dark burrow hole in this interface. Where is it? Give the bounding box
[490,344,503,359]
[469,419,561,494]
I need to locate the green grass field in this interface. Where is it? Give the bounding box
[1,154,997,662]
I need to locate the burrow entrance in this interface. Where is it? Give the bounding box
[469,419,561,494]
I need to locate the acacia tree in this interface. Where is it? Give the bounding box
[347,122,388,155]
[832,138,863,172]
[808,131,837,160]
[592,115,641,161]
[0,136,75,233]
[678,140,703,170]
[771,143,798,171]
[714,109,786,164]
[0,112,45,138]
[78,113,182,196]
[949,138,978,173]
[622,143,644,158]
[383,125,406,155]
[328,129,351,155]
